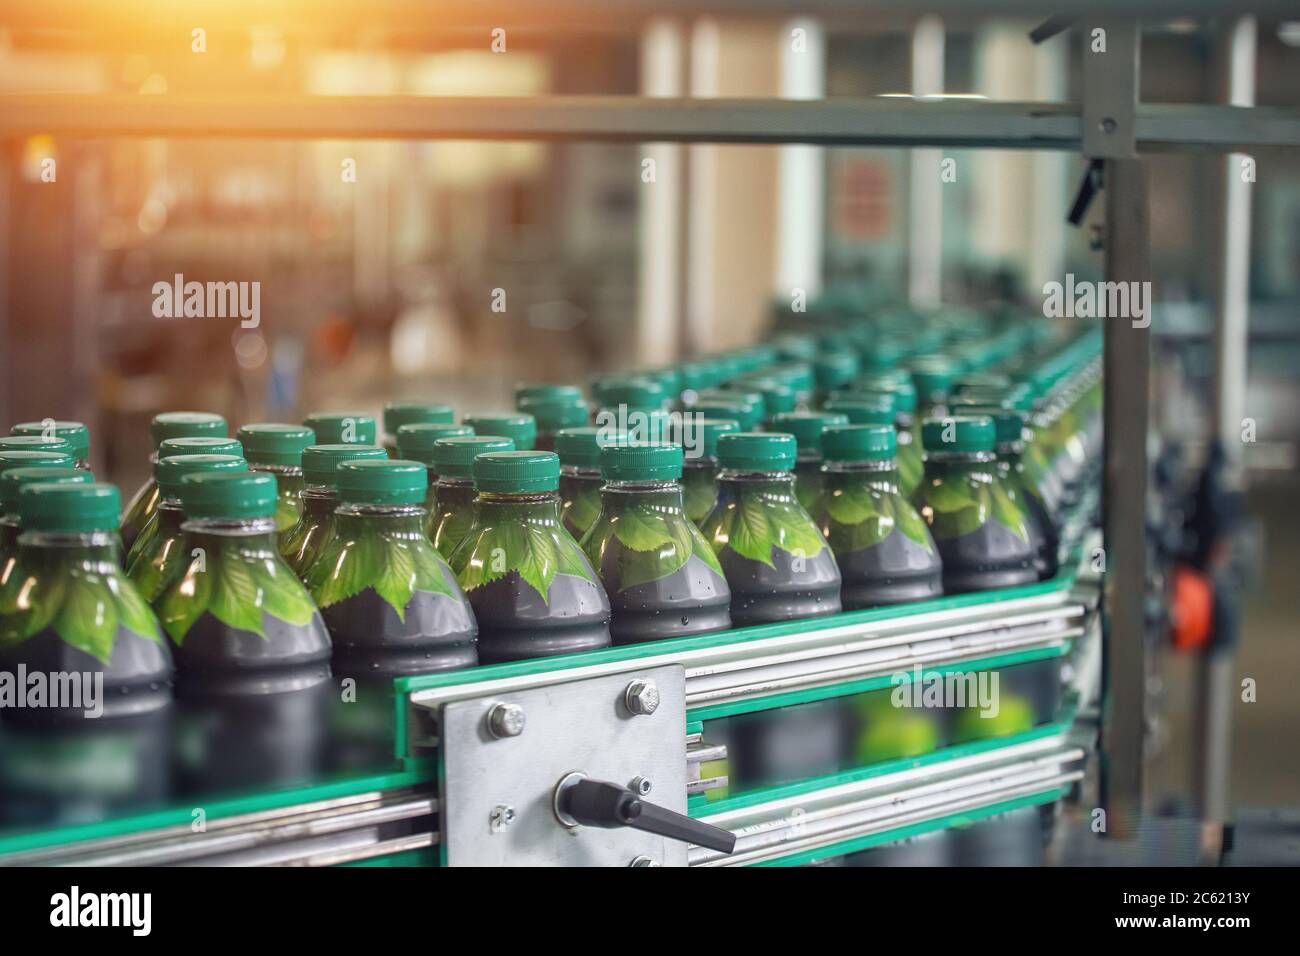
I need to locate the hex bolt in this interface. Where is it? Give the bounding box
[623,679,660,716]
[630,776,652,796]
[486,702,526,738]
[629,856,660,867]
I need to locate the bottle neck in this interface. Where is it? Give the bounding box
[924,451,998,475]
[477,490,562,523]
[334,503,427,534]
[17,530,122,567]
[599,480,685,516]
[716,470,796,497]
[155,498,186,531]
[435,477,477,504]
[301,486,339,517]
[180,516,279,549]
[824,460,899,492]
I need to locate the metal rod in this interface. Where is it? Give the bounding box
[6,95,1298,149]
[1099,157,1151,839]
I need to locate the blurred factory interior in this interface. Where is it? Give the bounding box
[0,4,1298,831]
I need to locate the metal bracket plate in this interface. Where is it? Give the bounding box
[1082,19,1139,158]
[440,664,687,867]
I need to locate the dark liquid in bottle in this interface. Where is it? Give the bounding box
[720,546,841,628]
[598,549,731,645]
[838,531,944,609]
[933,521,1037,594]
[171,610,332,794]
[0,627,173,826]
[470,572,610,664]
[322,585,477,680]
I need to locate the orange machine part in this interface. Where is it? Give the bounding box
[1170,563,1213,651]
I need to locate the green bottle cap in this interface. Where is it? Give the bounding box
[303,412,378,445]
[692,400,761,432]
[463,413,537,451]
[909,356,956,402]
[737,377,796,417]
[157,454,248,499]
[709,387,768,423]
[302,444,389,487]
[0,449,75,473]
[921,415,996,454]
[397,423,475,464]
[717,432,797,472]
[953,373,1012,396]
[950,401,1025,445]
[236,423,315,466]
[518,396,589,433]
[150,412,228,448]
[0,434,74,456]
[10,421,89,461]
[672,417,739,459]
[772,334,818,362]
[1,467,92,515]
[643,367,682,398]
[514,383,584,405]
[769,410,850,454]
[1004,383,1036,413]
[382,401,455,436]
[824,393,896,426]
[179,471,277,520]
[431,435,516,479]
[554,427,609,470]
[336,459,428,506]
[862,339,907,371]
[822,424,896,463]
[158,436,244,462]
[18,481,120,533]
[813,352,861,391]
[857,375,917,414]
[679,360,722,391]
[591,376,665,410]
[618,408,672,444]
[766,362,815,394]
[600,441,683,482]
[473,450,561,494]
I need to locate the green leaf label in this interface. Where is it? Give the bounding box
[0,558,161,664]
[989,480,1031,543]
[823,483,936,555]
[454,514,597,604]
[308,522,455,621]
[158,539,318,644]
[704,485,827,569]
[563,486,601,541]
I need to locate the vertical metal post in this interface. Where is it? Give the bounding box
[775,18,825,306]
[1100,159,1150,839]
[1192,15,1256,861]
[1087,19,1146,838]
[908,15,944,309]
[638,18,687,365]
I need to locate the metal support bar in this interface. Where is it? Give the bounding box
[4,95,1300,150]
[1082,20,1139,158]
[1099,158,1151,839]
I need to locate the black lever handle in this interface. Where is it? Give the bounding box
[557,777,737,855]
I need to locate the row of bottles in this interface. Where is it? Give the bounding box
[0,317,1102,821]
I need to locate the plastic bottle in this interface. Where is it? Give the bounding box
[698,432,841,626]
[449,451,611,663]
[580,441,730,644]
[813,424,943,608]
